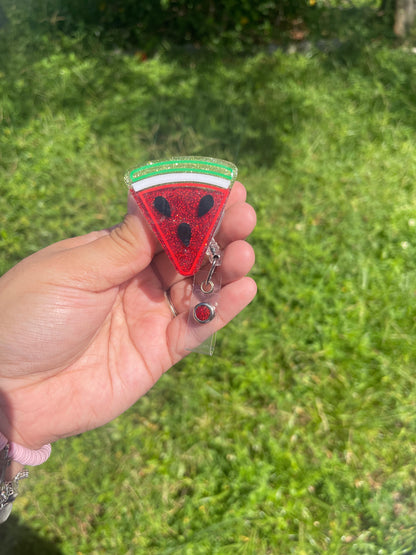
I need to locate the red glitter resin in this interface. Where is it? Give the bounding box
[131,183,230,276]
[194,303,215,323]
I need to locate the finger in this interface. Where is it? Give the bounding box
[166,240,255,314]
[39,191,158,254]
[216,201,257,246]
[227,181,247,205]
[166,276,257,362]
[219,240,256,283]
[54,201,160,291]
[218,181,254,244]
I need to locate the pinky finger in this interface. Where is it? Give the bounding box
[166,276,257,362]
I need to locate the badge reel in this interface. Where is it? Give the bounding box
[125,157,238,355]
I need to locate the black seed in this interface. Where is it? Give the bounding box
[153,196,171,217]
[177,223,191,247]
[198,194,214,217]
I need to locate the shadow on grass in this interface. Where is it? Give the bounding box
[88,53,313,168]
[0,2,316,171]
[1,515,62,555]
[0,1,409,173]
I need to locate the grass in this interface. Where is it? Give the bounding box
[2,1,416,553]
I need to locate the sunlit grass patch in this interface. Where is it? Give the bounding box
[2,6,416,552]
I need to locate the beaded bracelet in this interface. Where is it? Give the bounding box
[0,432,51,466]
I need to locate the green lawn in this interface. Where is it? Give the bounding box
[2,2,416,553]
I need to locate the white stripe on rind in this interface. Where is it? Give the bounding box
[131,172,230,192]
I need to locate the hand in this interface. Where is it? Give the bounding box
[0,182,256,450]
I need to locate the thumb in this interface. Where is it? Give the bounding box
[60,193,160,290]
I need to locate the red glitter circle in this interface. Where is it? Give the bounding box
[193,303,215,323]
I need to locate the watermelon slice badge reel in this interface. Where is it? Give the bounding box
[125,156,238,355]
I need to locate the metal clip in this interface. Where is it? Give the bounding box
[201,240,221,294]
